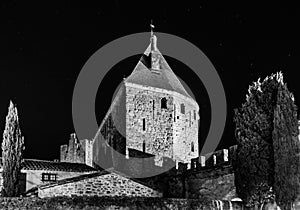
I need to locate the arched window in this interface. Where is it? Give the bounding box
[191,142,194,152]
[161,98,167,109]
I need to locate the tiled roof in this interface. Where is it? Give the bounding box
[0,158,97,172]
[125,40,193,99]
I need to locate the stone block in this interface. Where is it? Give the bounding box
[214,149,229,165]
[200,156,205,167]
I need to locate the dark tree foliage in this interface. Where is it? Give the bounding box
[1,101,25,197]
[233,72,300,208]
[273,82,300,209]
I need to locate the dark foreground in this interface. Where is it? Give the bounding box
[0,196,243,210]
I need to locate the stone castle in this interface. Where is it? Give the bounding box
[92,30,199,174]
[1,28,237,199]
[53,29,237,199]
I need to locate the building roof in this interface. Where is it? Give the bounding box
[0,158,97,173]
[125,34,193,99]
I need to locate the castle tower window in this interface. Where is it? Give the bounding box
[189,111,191,127]
[174,104,176,122]
[142,118,146,131]
[153,100,155,118]
[180,104,185,114]
[161,98,167,109]
[191,142,195,152]
[143,140,146,153]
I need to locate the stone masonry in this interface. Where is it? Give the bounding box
[60,133,93,167]
[92,32,199,171]
[125,84,174,166]
[125,82,199,167]
[38,170,162,198]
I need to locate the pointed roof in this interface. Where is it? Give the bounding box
[125,32,193,99]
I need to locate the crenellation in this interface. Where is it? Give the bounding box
[214,149,228,165]
[185,146,236,172]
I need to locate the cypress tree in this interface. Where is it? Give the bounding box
[273,79,300,210]
[234,74,278,207]
[234,72,300,208]
[1,101,25,197]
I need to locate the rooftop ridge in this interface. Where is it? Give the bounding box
[23,158,56,162]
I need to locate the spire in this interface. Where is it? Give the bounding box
[150,20,157,52]
[149,20,160,71]
[150,20,154,37]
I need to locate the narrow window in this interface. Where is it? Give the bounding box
[153,100,155,118]
[143,140,146,153]
[191,142,194,152]
[194,110,196,120]
[180,104,185,114]
[161,98,167,109]
[189,111,191,127]
[174,104,176,122]
[143,118,146,131]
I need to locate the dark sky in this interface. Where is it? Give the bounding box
[1,1,300,160]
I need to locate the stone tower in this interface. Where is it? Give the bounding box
[60,133,93,167]
[93,29,199,170]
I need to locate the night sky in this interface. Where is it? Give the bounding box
[1,1,300,161]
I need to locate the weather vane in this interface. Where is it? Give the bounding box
[150,20,154,36]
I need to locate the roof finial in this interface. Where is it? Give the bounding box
[150,19,154,37]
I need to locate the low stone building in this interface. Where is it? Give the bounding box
[0,158,97,194]
[36,168,162,198]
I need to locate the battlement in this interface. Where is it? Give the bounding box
[173,145,238,173]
